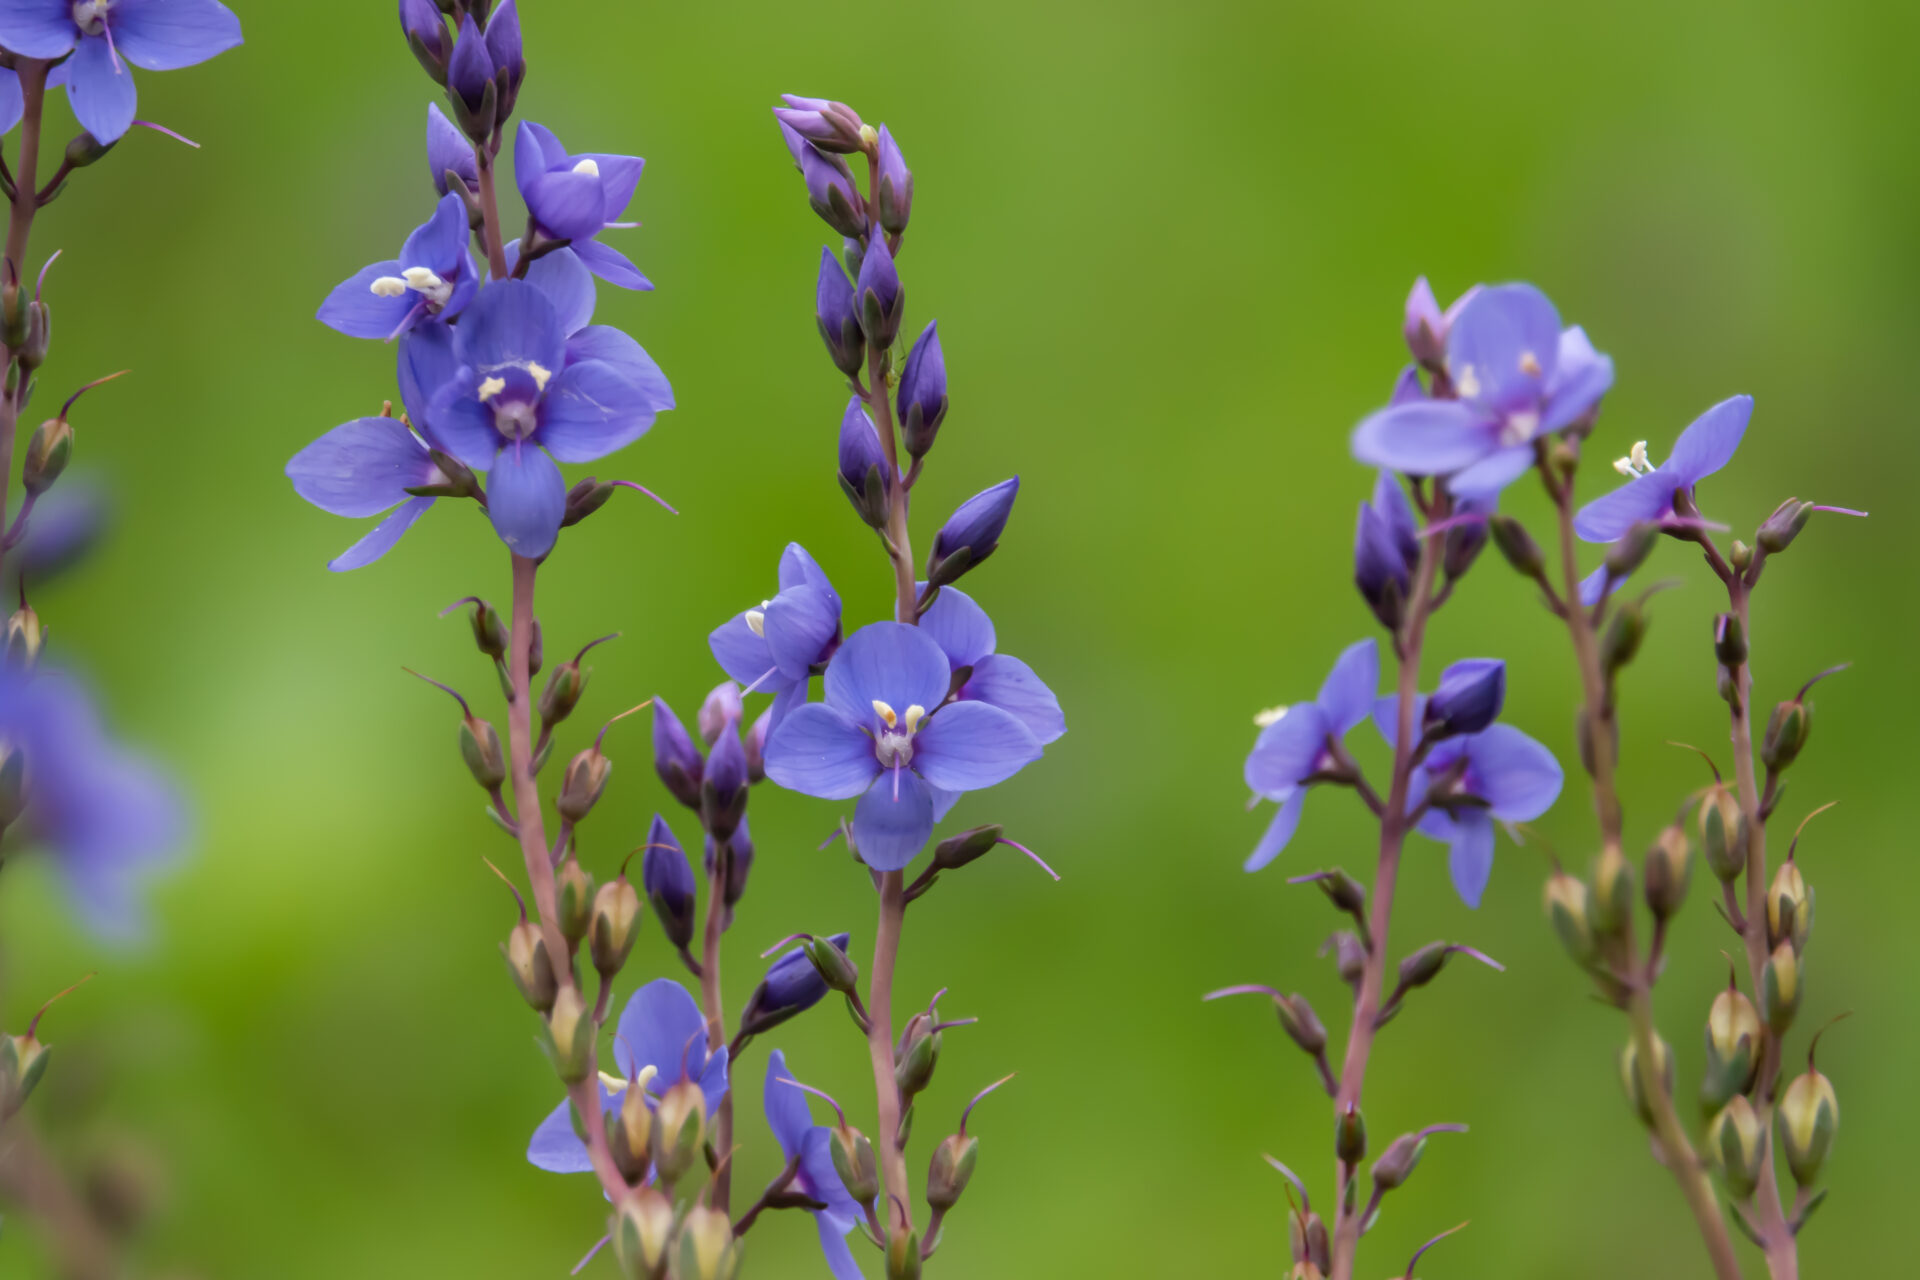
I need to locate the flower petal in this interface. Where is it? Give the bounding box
[573,236,652,291]
[1244,789,1306,873]
[565,326,673,409]
[1315,638,1378,736]
[1667,394,1753,483]
[815,1208,868,1280]
[1540,326,1614,431]
[485,441,566,557]
[526,1093,598,1174]
[710,613,777,688]
[822,622,950,722]
[779,543,835,595]
[917,584,996,669]
[527,168,607,241]
[1445,809,1496,908]
[397,321,460,430]
[612,979,708,1084]
[453,278,565,379]
[763,1050,811,1156]
[0,1,77,58]
[111,0,241,70]
[1445,444,1534,499]
[763,584,840,682]
[423,367,502,469]
[1466,724,1564,821]
[536,359,656,462]
[316,260,412,339]
[1572,469,1676,543]
[285,417,435,516]
[852,770,936,871]
[1245,703,1329,797]
[1369,693,1428,752]
[963,654,1065,745]
[582,152,645,217]
[910,701,1042,792]
[514,241,596,335]
[1446,283,1561,410]
[1351,399,1493,476]
[328,496,434,572]
[65,33,137,144]
[763,703,878,800]
[696,1043,730,1117]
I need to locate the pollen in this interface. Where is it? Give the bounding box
[1254,705,1289,728]
[903,705,927,733]
[1519,351,1541,377]
[1453,363,1481,400]
[872,700,898,728]
[369,276,408,298]
[402,266,446,293]
[1630,440,1650,470]
[572,158,601,179]
[1613,440,1655,478]
[477,375,508,402]
[529,361,553,392]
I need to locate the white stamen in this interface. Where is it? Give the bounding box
[872,700,897,728]
[402,266,445,292]
[369,275,408,298]
[599,1063,658,1094]
[1519,350,1541,377]
[572,158,601,179]
[529,361,553,393]
[903,705,927,733]
[1630,440,1651,470]
[1453,363,1481,400]
[477,375,508,402]
[1612,441,1656,478]
[1497,410,1539,448]
[1254,705,1289,728]
[1612,456,1639,478]
[744,609,766,638]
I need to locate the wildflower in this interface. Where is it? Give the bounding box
[916,584,1064,745]
[1574,395,1751,542]
[317,192,479,340]
[709,543,843,731]
[1242,638,1377,871]
[514,121,651,289]
[762,1052,867,1279]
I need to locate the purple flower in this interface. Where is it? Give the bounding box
[1353,471,1417,630]
[764,622,1042,870]
[1242,638,1378,872]
[763,1052,867,1280]
[1374,696,1564,908]
[0,663,184,937]
[445,14,492,114]
[0,0,241,144]
[1574,395,1752,543]
[855,231,903,349]
[896,322,946,459]
[1402,277,1479,368]
[773,93,865,153]
[928,478,1018,585]
[709,543,843,732]
[642,812,696,949]
[398,0,446,64]
[1353,284,1614,498]
[917,584,1065,746]
[526,979,728,1174]
[484,0,523,103]
[426,102,477,195]
[5,480,106,589]
[739,934,850,1036]
[285,413,447,572]
[317,192,478,341]
[816,247,863,377]
[514,121,652,289]
[423,279,664,558]
[875,124,912,234]
[1423,658,1505,741]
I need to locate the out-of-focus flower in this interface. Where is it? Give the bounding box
[1243,638,1377,872]
[763,1051,868,1279]
[1574,395,1752,543]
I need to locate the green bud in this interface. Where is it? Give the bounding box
[1488,513,1545,580]
[1605,521,1660,579]
[1330,931,1366,994]
[653,1078,707,1184]
[64,130,117,170]
[831,1124,879,1204]
[1762,941,1801,1033]
[1701,984,1763,1111]
[1709,1095,1766,1200]
[539,663,586,727]
[1,1032,50,1115]
[1729,539,1754,575]
[1714,613,1747,668]
[607,1080,654,1182]
[1543,871,1594,963]
[1766,858,1812,952]
[1335,1103,1366,1164]
[678,1204,740,1280]
[1762,699,1811,772]
[1620,1033,1675,1129]
[1601,599,1647,674]
[885,1227,922,1280]
[459,715,507,790]
[1274,993,1327,1056]
[1589,846,1634,937]
[930,825,1003,871]
[805,934,861,994]
[1369,1130,1428,1193]
[589,876,643,980]
[1643,824,1693,920]
[1397,941,1450,991]
[894,1016,941,1099]
[611,1188,676,1280]
[1757,498,1815,554]
[926,1132,978,1210]
[558,745,612,823]
[458,598,510,659]
[1699,785,1749,882]
[1778,1065,1839,1185]
[502,919,558,1012]
[556,859,595,945]
[540,985,595,1084]
[21,418,71,496]
[1314,868,1367,918]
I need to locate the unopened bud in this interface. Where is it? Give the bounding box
[1397,941,1452,991]
[554,859,595,944]
[590,876,643,979]
[1699,785,1748,882]
[1589,846,1634,937]
[886,1227,922,1280]
[1370,1129,1436,1193]
[931,824,1003,871]
[459,714,507,790]
[1,1031,50,1115]
[1762,941,1801,1032]
[541,985,594,1083]
[1488,514,1545,580]
[1729,539,1754,574]
[1702,984,1763,1111]
[64,129,116,170]
[804,934,860,994]
[1330,931,1367,994]
[457,597,509,659]
[503,919,558,1012]
[607,1079,655,1182]
[1762,699,1811,773]
[643,815,698,950]
[1601,599,1647,674]
[698,681,743,747]
[1778,1064,1838,1185]
[1709,1095,1766,1200]
[744,708,771,783]
[558,745,612,823]
[1543,871,1594,963]
[1766,858,1811,952]
[831,1124,879,1204]
[1620,1033,1675,1129]
[1274,993,1327,1056]
[1713,613,1747,668]
[653,1079,707,1184]
[926,1132,978,1210]
[678,1204,740,1280]
[1643,824,1693,920]
[1605,521,1661,579]
[895,1016,941,1099]
[22,418,72,496]
[1335,1103,1367,1164]
[699,730,749,841]
[1757,498,1815,554]
[611,1188,676,1280]
[652,700,704,811]
[539,661,588,727]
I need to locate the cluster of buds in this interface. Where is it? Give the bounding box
[399,0,525,147]
[651,685,765,930]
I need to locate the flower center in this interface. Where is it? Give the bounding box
[1497,409,1539,448]
[71,0,111,35]
[368,265,455,309]
[477,364,552,440]
[1451,362,1481,400]
[1612,440,1656,478]
[871,699,926,768]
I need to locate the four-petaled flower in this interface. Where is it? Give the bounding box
[1574,394,1752,543]
[514,121,651,290]
[317,192,478,341]
[764,622,1042,870]
[1243,638,1378,872]
[917,584,1065,746]
[1352,284,1613,497]
[0,0,242,144]
[762,1051,868,1280]
[526,979,728,1174]
[709,544,843,732]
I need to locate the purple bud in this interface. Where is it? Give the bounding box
[399,0,449,73]
[1372,472,1419,568]
[896,322,947,459]
[446,16,495,111]
[816,247,864,377]
[1425,659,1506,740]
[837,397,890,530]
[701,727,750,841]
[875,125,913,235]
[704,817,754,910]
[484,0,525,108]
[855,233,904,350]
[796,138,865,239]
[641,813,697,950]
[775,94,866,152]
[652,698,704,811]
[1353,501,1411,632]
[1445,494,1493,580]
[744,708,771,784]
[427,103,478,196]
[1404,276,1445,366]
[929,478,1018,586]
[698,680,744,746]
[739,932,852,1037]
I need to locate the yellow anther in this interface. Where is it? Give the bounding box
[903,705,927,733]
[402,266,446,293]
[1453,363,1481,400]
[1254,705,1289,728]
[529,361,553,393]
[872,700,898,727]
[1630,440,1651,471]
[478,375,507,402]
[1519,350,1542,377]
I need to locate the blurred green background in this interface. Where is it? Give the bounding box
[1,0,1913,1275]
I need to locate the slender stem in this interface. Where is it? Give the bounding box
[701,845,732,1212]
[0,1116,116,1280]
[506,554,629,1204]
[1544,467,1746,1280]
[1327,534,1437,1280]
[1728,588,1798,1280]
[861,340,918,625]
[866,870,912,1234]
[473,143,511,282]
[0,60,45,578]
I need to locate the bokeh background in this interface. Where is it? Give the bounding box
[1,1,1913,1275]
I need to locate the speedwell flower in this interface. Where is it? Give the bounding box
[709,543,843,731]
[1573,395,1752,543]
[513,121,651,289]
[764,621,1042,870]
[1243,638,1377,872]
[763,1052,867,1280]
[317,192,478,341]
